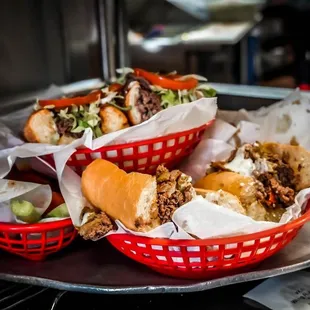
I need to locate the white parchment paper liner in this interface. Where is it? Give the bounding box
[0,158,72,248]
[0,180,52,224]
[0,157,69,225]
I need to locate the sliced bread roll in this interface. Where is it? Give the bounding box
[24,109,59,144]
[196,188,246,215]
[81,159,160,232]
[99,105,129,134]
[195,171,257,207]
[124,81,142,125]
[58,134,76,145]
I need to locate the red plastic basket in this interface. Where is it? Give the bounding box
[107,203,310,280]
[56,121,214,175]
[0,218,77,261]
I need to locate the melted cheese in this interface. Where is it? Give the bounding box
[223,147,255,176]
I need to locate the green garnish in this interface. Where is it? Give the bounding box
[46,203,69,218]
[108,102,132,111]
[10,200,41,223]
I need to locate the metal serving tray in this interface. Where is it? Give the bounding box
[0,82,310,294]
[0,223,310,294]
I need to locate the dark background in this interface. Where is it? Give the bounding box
[1,0,310,97]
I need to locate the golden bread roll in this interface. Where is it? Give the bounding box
[58,134,76,145]
[124,81,142,125]
[195,171,257,207]
[24,109,59,144]
[81,159,160,232]
[99,105,129,134]
[196,188,246,215]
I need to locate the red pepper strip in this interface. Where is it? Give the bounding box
[266,192,276,207]
[109,83,123,92]
[89,89,104,97]
[166,74,182,79]
[134,68,198,90]
[38,92,101,108]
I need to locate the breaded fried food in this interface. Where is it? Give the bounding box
[24,109,59,144]
[99,105,129,134]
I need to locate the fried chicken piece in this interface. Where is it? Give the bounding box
[79,211,115,241]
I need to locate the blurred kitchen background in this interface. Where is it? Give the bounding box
[1,0,310,98]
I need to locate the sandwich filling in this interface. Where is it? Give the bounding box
[79,165,195,240]
[156,165,195,223]
[210,142,298,211]
[79,208,115,241]
[122,73,163,122]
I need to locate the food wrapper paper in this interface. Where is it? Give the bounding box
[0,180,52,224]
[244,271,310,310]
[218,89,310,148]
[0,158,71,248]
[0,157,69,225]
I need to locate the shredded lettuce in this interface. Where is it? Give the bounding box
[113,68,216,107]
[161,89,178,108]
[100,89,119,104]
[57,101,103,138]
[94,126,103,138]
[59,108,77,129]
[196,83,217,97]
[150,83,216,109]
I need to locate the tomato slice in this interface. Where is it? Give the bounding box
[39,91,101,109]
[109,83,123,92]
[134,68,198,90]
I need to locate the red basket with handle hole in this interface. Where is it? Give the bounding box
[107,202,310,280]
[45,121,214,176]
[0,218,77,261]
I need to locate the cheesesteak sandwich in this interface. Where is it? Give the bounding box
[195,142,310,222]
[79,159,195,240]
[23,68,216,145]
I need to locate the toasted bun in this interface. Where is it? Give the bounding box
[262,142,310,190]
[196,188,246,215]
[24,109,59,144]
[125,81,142,125]
[195,171,257,207]
[81,159,160,232]
[58,135,76,145]
[99,105,129,134]
[195,171,284,222]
